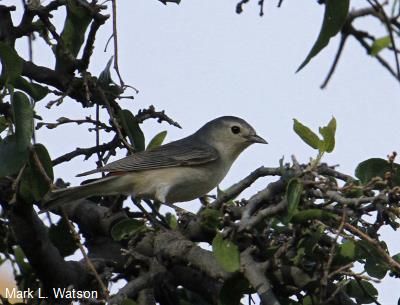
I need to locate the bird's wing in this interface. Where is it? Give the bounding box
[77,140,219,177]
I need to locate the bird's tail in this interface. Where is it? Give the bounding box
[41,176,123,212]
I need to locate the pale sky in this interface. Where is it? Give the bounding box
[3,0,400,303]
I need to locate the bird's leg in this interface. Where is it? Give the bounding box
[143,199,169,225]
[131,197,169,228]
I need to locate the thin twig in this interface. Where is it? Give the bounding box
[348,24,398,80]
[136,105,182,128]
[31,148,53,187]
[78,14,108,72]
[61,209,110,298]
[95,104,103,173]
[320,33,349,89]
[320,206,347,300]
[344,222,400,273]
[52,135,120,166]
[321,281,349,305]
[369,0,400,81]
[340,271,381,283]
[97,87,134,153]
[328,262,354,279]
[104,33,114,52]
[9,164,27,204]
[131,197,167,229]
[111,0,124,86]
[36,116,113,132]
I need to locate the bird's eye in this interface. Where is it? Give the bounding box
[231,126,241,134]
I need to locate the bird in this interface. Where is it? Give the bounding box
[41,116,267,211]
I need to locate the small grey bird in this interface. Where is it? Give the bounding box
[42,116,267,211]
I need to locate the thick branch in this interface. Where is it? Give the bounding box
[22,59,72,92]
[241,248,280,305]
[239,199,288,231]
[45,198,129,271]
[170,265,222,303]
[108,270,158,305]
[77,15,109,72]
[8,202,91,294]
[241,179,286,221]
[153,230,229,281]
[0,5,16,45]
[211,166,282,209]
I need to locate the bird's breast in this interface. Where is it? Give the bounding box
[130,161,229,203]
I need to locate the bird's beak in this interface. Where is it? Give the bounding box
[247,134,268,144]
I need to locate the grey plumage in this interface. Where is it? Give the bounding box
[41,116,267,211]
[77,140,219,177]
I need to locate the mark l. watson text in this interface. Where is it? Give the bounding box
[5,287,98,299]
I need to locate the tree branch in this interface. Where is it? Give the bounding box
[211,166,282,209]
[52,136,120,166]
[8,202,91,294]
[241,248,280,305]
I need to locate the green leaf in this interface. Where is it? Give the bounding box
[146,130,167,150]
[365,257,388,279]
[346,280,378,304]
[199,208,220,233]
[285,178,303,222]
[291,209,337,224]
[218,275,251,305]
[98,58,123,100]
[0,116,8,134]
[212,232,240,273]
[12,91,33,151]
[297,0,350,72]
[318,117,336,153]
[336,240,356,264]
[0,42,23,84]
[12,246,32,275]
[301,296,314,305]
[118,109,145,151]
[165,212,178,230]
[55,0,92,71]
[0,135,29,177]
[292,247,306,266]
[340,240,356,259]
[111,219,145,241]
[355,240,380,260]
[371,36,391,56]
[293,119,320,150]
[14,77,49,101]
[298,232,323,257]
[355,158,400,185]
[32,144,53,181]
[19,144,53,203]
[98,57,114,85]
[49,218,78,257]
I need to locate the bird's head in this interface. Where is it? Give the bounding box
[196,116,267,160]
